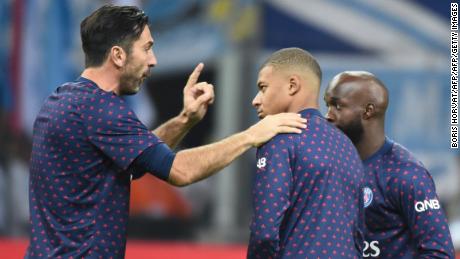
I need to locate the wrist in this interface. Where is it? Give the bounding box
[241,128,256,148]
[178,109,197,128]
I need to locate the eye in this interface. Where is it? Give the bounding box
[335,103,341,110]
[144,43,153,52]
[260,85,267,92]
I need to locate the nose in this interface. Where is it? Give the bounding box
[148,50,157,68]
[325,108,335,123]
[252,92,261,108]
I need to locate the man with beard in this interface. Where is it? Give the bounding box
[247,48,364,258]
[26,5,307,258]
[324,71,455,258]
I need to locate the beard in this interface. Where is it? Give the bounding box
[337,117,364,145]
[118,58,148,96]
[119,73,142,95]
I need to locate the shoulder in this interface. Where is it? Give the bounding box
[307,115,353,144]
[259,133,298,154]
[60,80,124,105]
[383,142,433,187]
[383,142,427,174]
[305,115,359,161]
[54,80,125,110]
[77,87,131,117]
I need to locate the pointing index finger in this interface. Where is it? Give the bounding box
[186,63,204,88]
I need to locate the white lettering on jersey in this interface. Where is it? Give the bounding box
[414,199,440,212]
[257,157,266,169]
[363,240,380,257]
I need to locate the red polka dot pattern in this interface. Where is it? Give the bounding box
[247,109,364,259]
[362,139,455,258]
[26,78,161,258]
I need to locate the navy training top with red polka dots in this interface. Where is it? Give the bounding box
[362,138,455,258]
[247,108,365,259]
[26,77,167,258]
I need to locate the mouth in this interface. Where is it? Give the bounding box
[143,69,151,78]
[257,111,264,118]
[140,72,150,83]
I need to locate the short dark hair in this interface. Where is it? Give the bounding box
[80,5,149,68]
[262,47,322,85]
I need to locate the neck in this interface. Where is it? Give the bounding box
[355,124,385,160]
[81,65,120,95]
[288,92,319,113]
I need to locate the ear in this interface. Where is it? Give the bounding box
[110,46,127,68]
[288,75,301,95]
[363,103,375,120]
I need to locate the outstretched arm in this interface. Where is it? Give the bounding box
[168,113,306,186]
[153,63,214,148]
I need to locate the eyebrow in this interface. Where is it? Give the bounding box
[257,81,266,89]
[330,96,339,102]
[325,96,340,103]
[144,41,154,48]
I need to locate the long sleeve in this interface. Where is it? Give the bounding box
[391,164,455,258]
[247,136,293,259]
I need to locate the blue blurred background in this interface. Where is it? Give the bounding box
[0,0,459,255]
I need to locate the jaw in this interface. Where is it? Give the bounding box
[334,122,363,144]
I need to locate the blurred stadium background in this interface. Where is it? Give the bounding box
[0,0,459,258]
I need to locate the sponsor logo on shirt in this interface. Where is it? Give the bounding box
[363,187,373,208]
[256,157,266,169]
[363,240,380,257]
[414,199,440,212]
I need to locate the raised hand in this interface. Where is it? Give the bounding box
[245,113,307,147]
[182,63,215,126]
